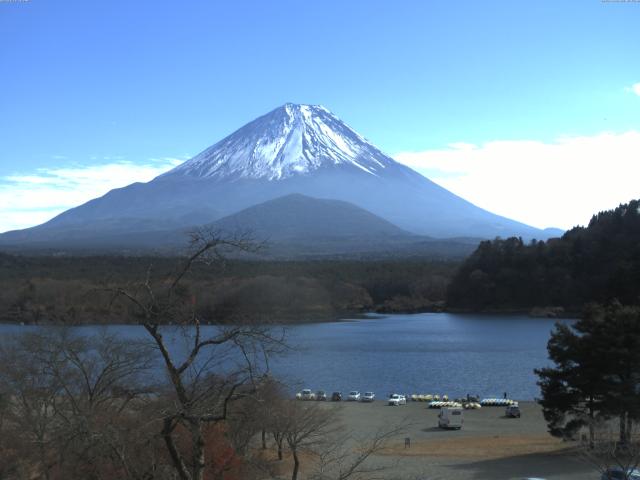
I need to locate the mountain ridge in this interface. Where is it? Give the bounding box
[0,103,562,251]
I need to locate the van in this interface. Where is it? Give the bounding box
[438,407,464,429]
[505,405,521,418]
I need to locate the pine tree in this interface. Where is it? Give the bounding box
[536,303,640,445]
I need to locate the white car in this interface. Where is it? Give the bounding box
[347,391,361,401]
[361,392,375,402]
[388,393,407,406]
[300,389,316,400]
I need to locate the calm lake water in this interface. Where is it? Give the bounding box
[0,313,568,400]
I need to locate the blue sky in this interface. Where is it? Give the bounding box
[1,0,639,232]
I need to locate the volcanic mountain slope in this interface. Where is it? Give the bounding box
[0,103,557,249]
[0,193,479,258]
[205,193,472,258]
[210,193,412,241]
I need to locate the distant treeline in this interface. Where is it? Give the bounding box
[0,254,457,324]
[447,199,640,312]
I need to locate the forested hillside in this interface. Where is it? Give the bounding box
[447,199,640,312]
[0,255,456,324]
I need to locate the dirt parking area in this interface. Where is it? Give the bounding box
[322,400,598,480]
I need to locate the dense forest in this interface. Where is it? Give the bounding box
[0,254,456,324]
[5,200,638,324]
[447,199,640,313]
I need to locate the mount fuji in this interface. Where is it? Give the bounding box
[0,103,558,253]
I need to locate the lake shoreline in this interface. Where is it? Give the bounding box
[1,303,581,326]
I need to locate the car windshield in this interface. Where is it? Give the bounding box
[390,394,398,399]
[349,391,358,395]
[365,392,373,396]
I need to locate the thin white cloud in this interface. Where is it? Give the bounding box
[0,158,184,233]
[395,131,640,230]
[625,82,640,96]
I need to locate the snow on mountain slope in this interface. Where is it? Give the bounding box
[0,103,561,250]
[163,104,396,180]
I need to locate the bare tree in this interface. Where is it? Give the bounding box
[269,398,291,461]
[0,335,61,479]
[250,376,289,458]
[0,328,161,480]
[310,426,404,480]
[579,419,640,479]
[309,422,406,480]
[268,399,407,480]
[110,229,285,480]
[281,401,341,480]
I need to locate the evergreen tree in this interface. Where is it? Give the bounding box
[447,199,640,311]
[536,303,640,445]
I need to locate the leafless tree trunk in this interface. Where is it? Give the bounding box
[110,229,285,480]
[273,431,285,460]
[291,446,301,480]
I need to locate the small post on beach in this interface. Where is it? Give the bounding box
[404,437,411,449]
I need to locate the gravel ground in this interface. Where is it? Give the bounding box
[318,400,599,480]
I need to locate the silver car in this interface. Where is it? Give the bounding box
[347,391,361,401]
[361,392,375,402]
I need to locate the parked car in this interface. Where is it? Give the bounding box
[505,405,521,418]
[361,392,375,402]
[438,407,464,429]
[388,393,407,406]
[601,467,640,480]
[347,391,361,401]
[331,391,342,401]
[300,389,316,400]
[316,390,327,401]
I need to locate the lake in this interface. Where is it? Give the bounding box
[271,313,567,401]
[0,313,567,400]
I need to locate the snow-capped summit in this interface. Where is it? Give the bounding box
[0,103,560,250]
[163,103,398,181]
